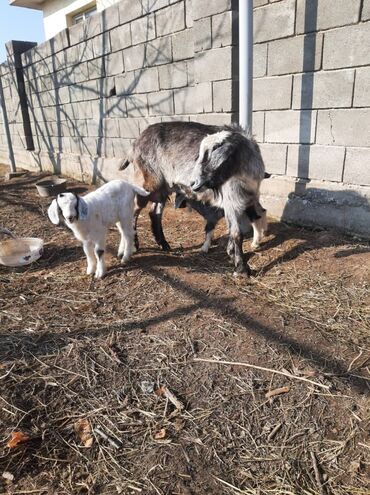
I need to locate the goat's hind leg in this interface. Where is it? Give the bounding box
[117,215,135,264]
[149,200,170,251]
[94,238,107,279]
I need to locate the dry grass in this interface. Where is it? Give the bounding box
[0,168,369,495]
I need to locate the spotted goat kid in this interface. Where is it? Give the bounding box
[47,180,149,279]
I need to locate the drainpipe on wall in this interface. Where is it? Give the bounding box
[239,0,253,132]
[0,74,16,173]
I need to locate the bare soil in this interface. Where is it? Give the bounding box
[0,166,369,495]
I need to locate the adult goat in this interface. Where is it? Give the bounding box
[120,121,266,276]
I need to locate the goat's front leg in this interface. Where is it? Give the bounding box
[149,201,170,251]
[83,241,96,275]
[201,220,216,253]
[94,239,107,279]
[117,216,135,263]
[227,214,251,277]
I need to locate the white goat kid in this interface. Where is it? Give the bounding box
[48,180,149,279]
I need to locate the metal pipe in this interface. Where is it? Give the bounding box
[0,72,16,173]
[239,0,253,132]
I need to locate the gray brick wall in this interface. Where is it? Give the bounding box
[0,0,237,182]
[253,0,370,238]
[1,0,370,238]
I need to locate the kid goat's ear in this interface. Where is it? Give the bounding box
[47,198,61,225]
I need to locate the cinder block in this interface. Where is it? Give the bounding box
[101,3,120,31]
[112,138,131,157]
[78,41,94,61]
[105,97,127,118]
[141,0,168,14]
[156,2,185,36]
[194,18,212,52]
[174,83,212,114]
[316,109,370,147]
[353,67,370,107]
[265,110,317,144]
[52,29,70,53]
[259,143,287,175]
[76,101,93,120]
[131,14,156,45]
[253,43,267,78]
[172,29,194,61]
[254,0,295,43]
[194,46,232,82]
[87,119,103,137]
[254,75,292,111]
[133,67,160,93]
[86,12,104,39]
[191,113,235,126]
[123,44,146,71]
[58,86,70,105]
[296,0,361,34]
[83,80,99,101]
[110,24,132,52]
[212,11,236,48]
[323,23,370,69]
[147,37,173,65]
[74,62,90,83]
[363,0,370,20]
[213,79,237,112]
[186,0,193,27]
[88,57,105,79]
[125,94,149,117]
[103,118,120,138]
[148,89,174,115]
[252,112,265,143]
[292,70,354,109]
[158,61,188,89]
[344,147,370,186]
[118,118,140,138]
[104,51,124,76]
[93,32,111,58]
[118,0,142,24]
[116,72,136,95]
[69,22,87,46]
[64,45,80,67]
[192,0,232,20]
[254,0,268,6]
[287,144,345,181]
[268,33,323,76]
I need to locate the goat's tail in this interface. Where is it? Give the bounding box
[132,184,151,197]
[119,159,130,171]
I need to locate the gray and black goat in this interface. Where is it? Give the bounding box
[120,121,268,276]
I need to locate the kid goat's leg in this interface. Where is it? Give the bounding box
[83,241,96,275]
[94,237,107,279]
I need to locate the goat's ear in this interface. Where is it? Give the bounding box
[78,197,89,220]
[47,199,61,225]
[207,141,236,170]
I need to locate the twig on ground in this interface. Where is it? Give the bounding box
[193,358,330,390]
[94,427,121,449]
[310,451,326,495]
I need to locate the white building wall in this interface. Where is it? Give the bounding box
[43,0,120,39]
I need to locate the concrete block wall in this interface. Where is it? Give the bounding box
[1,0,370,238]
[254,0,370,238]
[0,0,238,183]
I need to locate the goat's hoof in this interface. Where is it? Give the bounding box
[117,251,124,259]
[95,271,106,279]
[86,267,96,275]
[121,256,131,264]
[200,245,210,254]
[161,242,171,252]
[233,266,251,278]
[251,242,260,251]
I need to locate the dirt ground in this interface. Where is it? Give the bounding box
[0,166,369,495]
